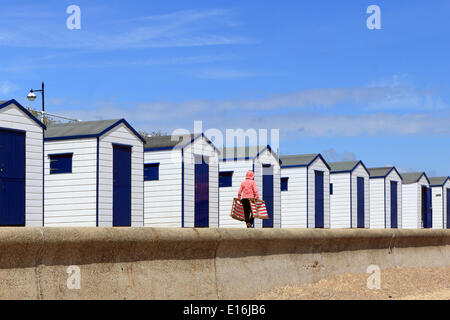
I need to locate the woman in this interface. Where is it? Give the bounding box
[238,170,260,228]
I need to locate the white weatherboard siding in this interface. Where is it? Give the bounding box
[0,103,43,226]
[402,176,429,229]
[330,172,351,228]
[281,167,307,228]
[183,136,219,228]
[254,149,281,228]
[307,157,330,228]
[369,178,385,229]
[98,123,144,227]
[219,148,280,228]
[431,180,450,229]
[350,165,370,228]
[44,138,97,226]
[385,170,403,228]
[144,150,182,227]
[370,171,403,229]
[218,159,251,228]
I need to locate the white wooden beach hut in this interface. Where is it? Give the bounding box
[280,154,330,228]
[0,99,45,226]
[144,134,220,228]
[219,145,281,228]
[329,161,370,228]
[429,176,450,229]
[368,167,403,229]
[401,172,432,229]
[44,119,144,226]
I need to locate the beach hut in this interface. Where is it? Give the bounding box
[280,154,330,228]
[144,134,220,228]
[44,119,144,226]
[429,176,450,229]
[368,167,403,229]
[219,145,281,228]
[0,99,45,226]
[401,172,432,229]
[329,161,370,228]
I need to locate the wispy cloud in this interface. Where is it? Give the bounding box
[0,8,252,49]
[0,81,17,95]
[322,148,357,162]
[45,84,450,138]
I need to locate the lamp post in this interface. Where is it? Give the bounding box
[27,81,45,113]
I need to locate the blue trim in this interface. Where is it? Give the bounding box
[101,119,146,143]
[47,152,74,157]
[306,168,309,228]
[0,99,46,129]
[44,119,144,143]
[112,142,133,148]
[281,153,330,171]
[45,134,100,141]
[144,133,221,154]
[330,161,369,175]
[221,144,281,164]
[0,126,26,134]
[181,149,185,228]
[350,172,353,228]
[42,129,44,226]
[96,137,99,227]
[384,177,387,228]
[218,165,220,227]
[144,146,175,152]
[281,164,308,169]
[369,167,403,180]
[430,176,450,187]
[223,156,253,162]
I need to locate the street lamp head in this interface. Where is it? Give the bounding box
[27,91,37,102]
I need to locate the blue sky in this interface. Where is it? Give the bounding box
[1,0,449,175]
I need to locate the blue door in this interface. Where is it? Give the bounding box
[447,189,450,229]
[422,187,432,228]
[0,129,25,226]
[390,181,398,228]
[113,144,131,227]
[195,157,209,227]
[315,171,324,228]
[263,165,274,228]
[357,177,365,228]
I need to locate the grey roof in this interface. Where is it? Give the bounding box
[429,176,450,186]
[329,161,361,173]
[220,145,273,160]
[280,154,319,167]
[144,134,195,149]
[0,100,7,104]
[45,119,121,139]
[401,172,427,184]
[368,167,396,178]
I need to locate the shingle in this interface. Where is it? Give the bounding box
[429,176,449,186]
[220,146,269,160]
[368,167,395,178]
[401,172,426,184]
[144,134,195,149]
[328,161,360,173]
[280,154,319,167]
[45,119,121,139]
